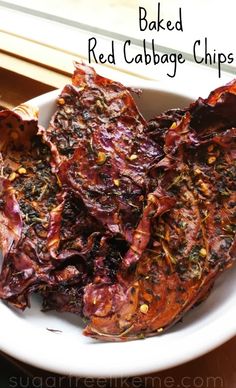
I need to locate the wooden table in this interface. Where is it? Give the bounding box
[0,68,235,388]
[0,68,56,109]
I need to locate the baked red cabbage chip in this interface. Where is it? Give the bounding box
[0,64,235,341]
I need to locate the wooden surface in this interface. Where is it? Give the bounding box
[0,68,235,388]
[0,67,56,109]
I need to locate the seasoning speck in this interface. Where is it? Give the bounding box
[198,180,210,196]
[148,194,156,204]
[140,304,149,314]
[199,248,207,257]
[9,172,18,181]
[96,151,107,165]
[18,167,27,175]
[129,154,138,161]
[208,156,216,165]
[46,328,62,333]
[194,168,201,175]
[170,122,177,129]
[58,98,65,105]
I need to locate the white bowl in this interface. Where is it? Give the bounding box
[0,84,235,377]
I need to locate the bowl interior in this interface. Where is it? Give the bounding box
[0,86,235,377]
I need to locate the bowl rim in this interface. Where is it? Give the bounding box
[0,83,235,377]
